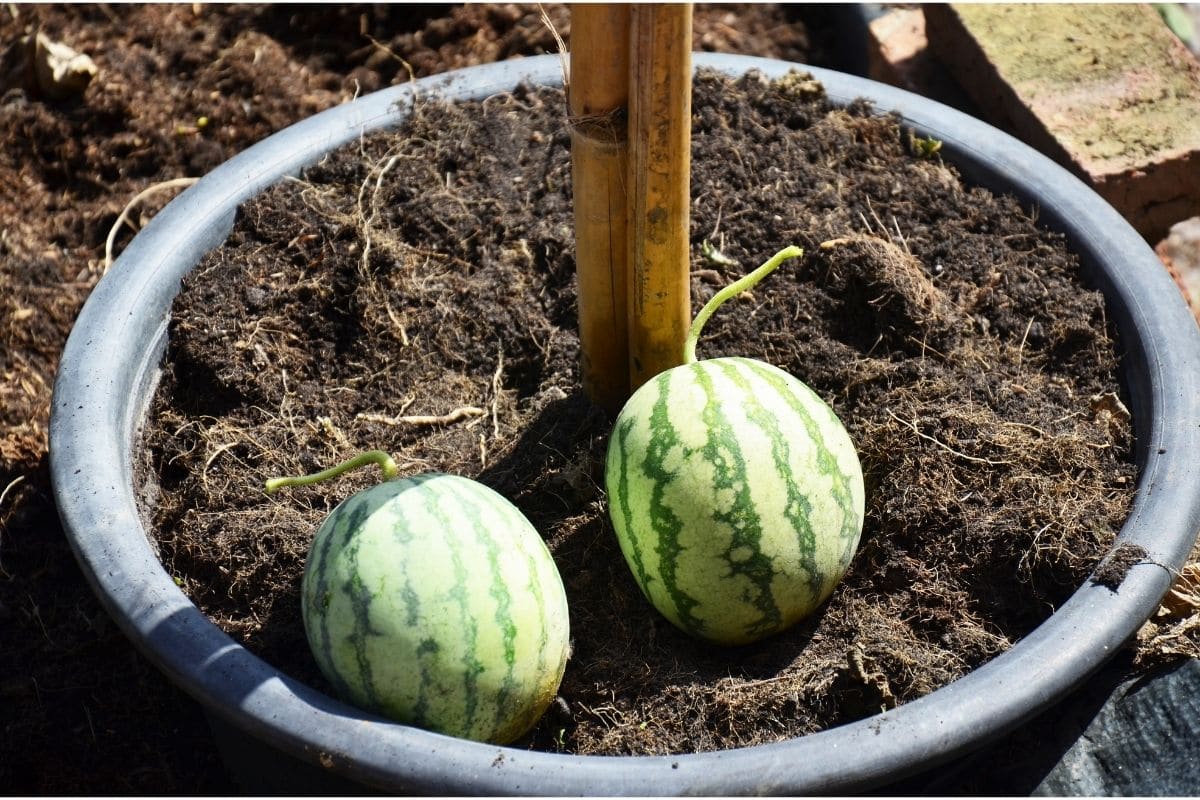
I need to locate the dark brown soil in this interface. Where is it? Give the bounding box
[0,3,832,791]
[142,69,1138,757]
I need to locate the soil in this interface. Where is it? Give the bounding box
[141,69,1138,757]
[0,3,835,792]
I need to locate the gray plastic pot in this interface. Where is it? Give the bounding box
[50,54,1200,794]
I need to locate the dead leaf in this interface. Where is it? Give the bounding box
[32,32,98,99]
[1157,562,1200,620]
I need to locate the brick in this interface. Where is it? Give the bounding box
[868,8,928,87]
[868,7,988,123]
[1156,216,1200,324]
[925,3,1200,242]
[866,7,977,113]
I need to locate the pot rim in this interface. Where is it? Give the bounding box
[49,54,1200,794]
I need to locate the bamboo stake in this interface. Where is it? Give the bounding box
[627,3,693,391]
[569,4,632,412]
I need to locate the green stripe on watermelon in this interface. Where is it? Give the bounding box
[693,361,781,639]
[304,491,379,703]
[739,357,865,575]
[429,479,486,735]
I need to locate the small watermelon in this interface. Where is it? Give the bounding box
[605,247,865,646]
[300,472,570,744]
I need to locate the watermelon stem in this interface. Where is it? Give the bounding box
[683,245,803,364]
[264,450,400,494]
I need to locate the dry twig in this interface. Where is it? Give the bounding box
[104,177,199,271]
[885,408,1013,466]
[357,406,485,427]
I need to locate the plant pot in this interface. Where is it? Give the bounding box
[50,54,1200,794]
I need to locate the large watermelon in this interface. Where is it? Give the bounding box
[301,473,570,744]
[605,247,865,646]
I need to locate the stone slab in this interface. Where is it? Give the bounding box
[925,3,1200,242]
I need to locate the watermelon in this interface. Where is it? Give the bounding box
[300,472,570,744]
[604,247,865,646]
